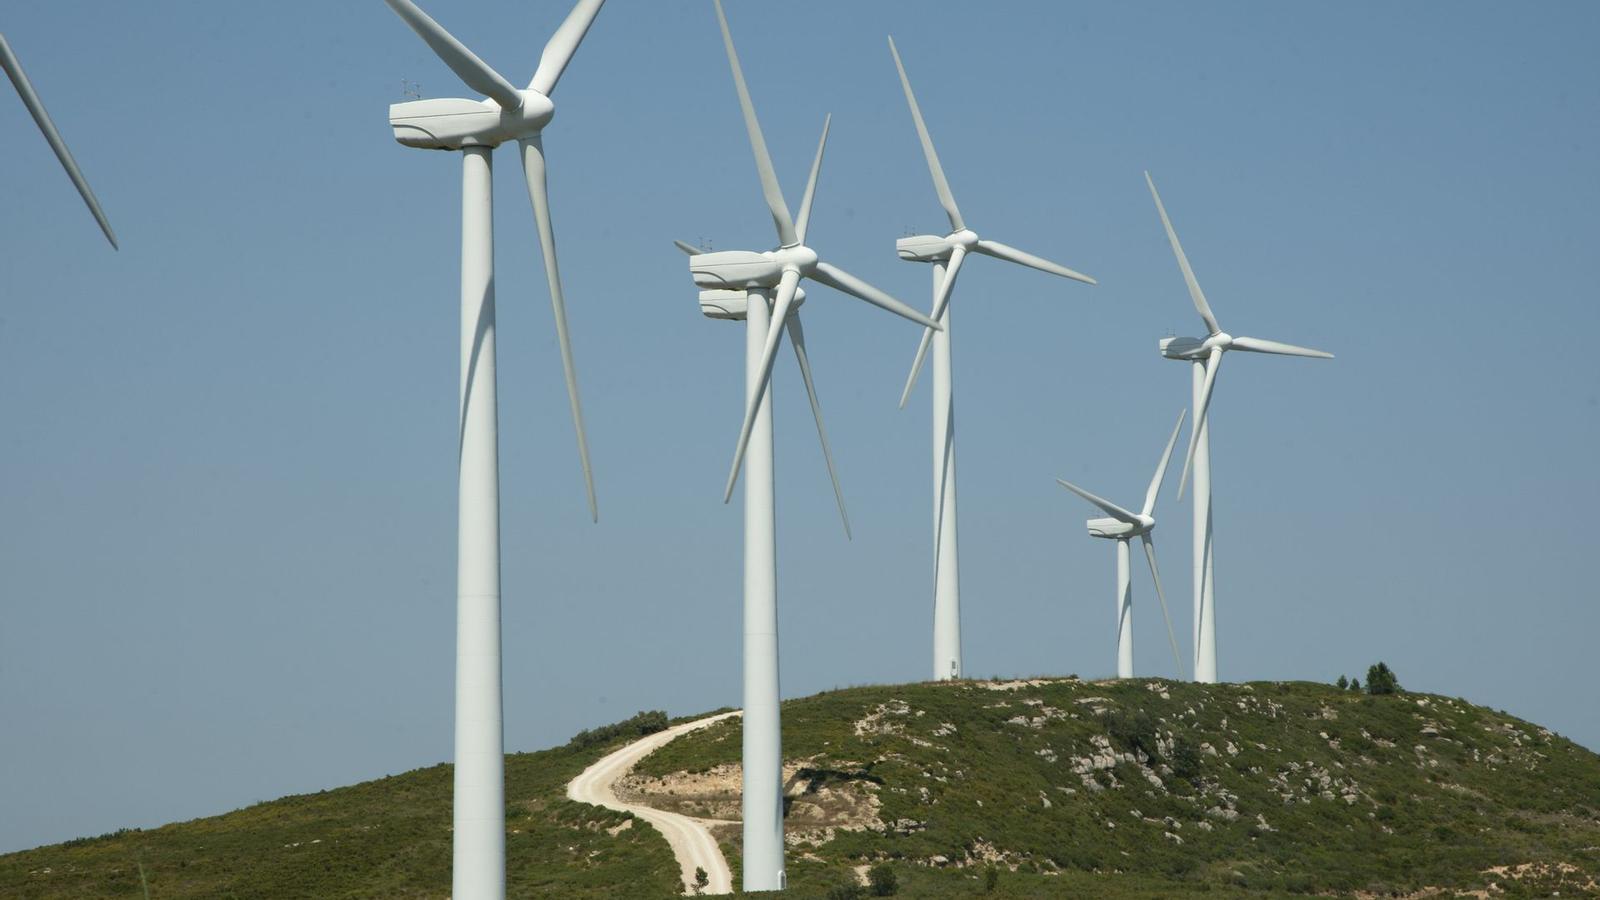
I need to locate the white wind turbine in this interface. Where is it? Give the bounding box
[681,2,940,891]
[1145,172,1333,684]
[1,32,116,248]
[886,36,1096,681]
[381,2,604,898]
[1056,410,1187,680]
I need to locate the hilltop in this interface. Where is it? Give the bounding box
[4,680,1598,898]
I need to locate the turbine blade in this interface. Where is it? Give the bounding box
[711,0,798,247]
[673,239,703,256]
[1142,534,1186,679]
[1177,347,1223,501]
[520,137,597,522]
[810,261,942,330]
[528,0,605,96]
[898,326,935,411]
[0,34,117,249]
[383,0,524,110]
[794,114,831,245]
[886,35,963,233]
[786,313,851,539]
[1055,478,1140,523]
[1141,408,1188,516]
[1231,335,1334,359]
[898,246,966,408]
[1144,171,1220,334]
[972,239,1096,284]
[723,269,801,501]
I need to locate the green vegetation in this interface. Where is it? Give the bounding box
[5,680,1597,898]
[1366,662,1401,696]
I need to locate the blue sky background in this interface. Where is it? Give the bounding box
[1,0,1596,853]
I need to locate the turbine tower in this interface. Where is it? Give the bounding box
[380,2,604,898]
[684,3,939,890]
[1144,172,1333,684]
[1,32,117,248]
[1056,410,1187,679]
[886,36,1096,681]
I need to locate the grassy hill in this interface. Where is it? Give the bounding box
[5,679,1599,898]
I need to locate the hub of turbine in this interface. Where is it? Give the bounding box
[389,91,555,150]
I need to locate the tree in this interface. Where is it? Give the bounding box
[1349,677,1360,691]
[1335,675,1348,690]
[826,884,863,900]
[1366,662,1400,695]
[693,867,709,894]
[868,864,898,896]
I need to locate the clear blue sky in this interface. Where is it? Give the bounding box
[2,0,1596,853]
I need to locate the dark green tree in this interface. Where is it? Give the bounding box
[1335,675,1349,690]
[868,864,898,896]
[693,867,709,894]
[1366,662,1400,695]
[1349,677,1360,691]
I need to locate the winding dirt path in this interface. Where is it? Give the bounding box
[566,711,742,895]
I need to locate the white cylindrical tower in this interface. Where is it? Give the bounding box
[1191,360,1217,683]
[930,260,963,681]
[453,145,506,900]
[741,289,785,892]
[1116,538,1134,678]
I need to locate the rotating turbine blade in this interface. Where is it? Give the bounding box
[723,269,801,501]
[897,245,966,408]
[786,313,851,539]
[1141,534,1186,679]
[972,240,1096,284]
[1055,478,1140,524]
[1231,336,1334,359]
[1142,409,1188,516]
[520,136,597,522]
[528,0,605,97]
[383,0,524,111]
[810,262,942,330]
[1177,347,1224,501]
[0,34,117,249]
[794,114,831,245]
[673,239,703,256]
[887,35,963,233]
[711,0,798,247]
[1145,171,1220,335]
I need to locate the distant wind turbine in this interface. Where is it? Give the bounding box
[1056,410,1187,679]
[1145,172,1333,684]
[1,32,117,248]
[380,2,605,897]
[887,35,1096,681]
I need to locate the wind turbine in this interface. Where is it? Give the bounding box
[381,2,604,898]
[1144,172,1333,684]
[1,32,116,248]
[681,2,938,891]
[886,36,1096,681]
[1056,410,1187,680]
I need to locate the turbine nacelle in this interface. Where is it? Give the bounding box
[894,228,978,263]
[1087,515,1154,539]
[389,90,555,150]
[699,287,806,321]
[1160,332,1231,360]
[688,245,817,291]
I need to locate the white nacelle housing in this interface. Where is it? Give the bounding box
[1087,516,1136,539]
[699,288,805,320]
[1160,335,1207,360]
[896,233,954,263]
[389,92,555,150]
[689,250,784,290]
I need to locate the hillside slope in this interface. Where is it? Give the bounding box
[4,680,1598,898]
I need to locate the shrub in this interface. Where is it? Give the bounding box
[826,883,863,900]
[868,864,898,896]
[1105,709,1160,761]
[984,866,1000,892]
[566,710,670,749]
[694,867,708,893]
[1366,662,1400,695]
[1170,736,1204,782]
